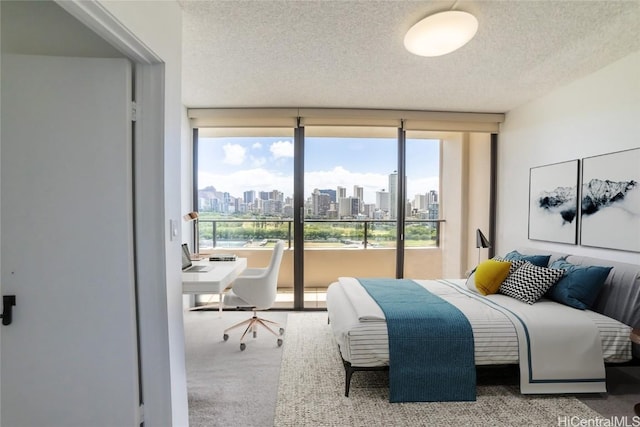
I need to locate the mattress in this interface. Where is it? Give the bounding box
[326,279,633,368]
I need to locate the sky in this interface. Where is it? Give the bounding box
[197,136,440,204]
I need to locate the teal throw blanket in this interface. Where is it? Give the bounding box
[358,278,476,402]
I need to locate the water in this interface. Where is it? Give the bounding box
[199,239,263,249]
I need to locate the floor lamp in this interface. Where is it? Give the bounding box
[476,228,491,265]
[183,211,200,256]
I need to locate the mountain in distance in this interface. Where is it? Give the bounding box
[537,185,577,224]
[582,178,637,216]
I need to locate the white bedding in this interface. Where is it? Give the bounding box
[326,278,633,394]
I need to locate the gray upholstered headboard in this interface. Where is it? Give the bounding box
[517,248,640,359]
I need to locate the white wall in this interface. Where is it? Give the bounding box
[497,51,640,265]
[439,132,466,278]
[467,133,492,271]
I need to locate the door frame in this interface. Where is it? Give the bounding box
[2,1,172,424]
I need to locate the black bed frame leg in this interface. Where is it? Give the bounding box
[340,358,389,397]
[344,362,354,397]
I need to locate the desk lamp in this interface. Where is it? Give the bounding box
[183,211,200,256]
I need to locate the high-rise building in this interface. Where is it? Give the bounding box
[336,186,347,217]
[349,198,360,217]
[428,190,439,220]
[312,188,331,216]
[353,185,364,212]
[376,189,390,213]
[243,190,255,204]
[363,203,376,218]
[318,189,336,203]
[338,196,360,218]
[388,172,398,219]
[263,199,283,215]
[414,194,427,211]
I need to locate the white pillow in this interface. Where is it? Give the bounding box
[466,271,479,293]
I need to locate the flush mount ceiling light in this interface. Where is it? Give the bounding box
[404,10,478,57]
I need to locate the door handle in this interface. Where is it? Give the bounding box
[1,295,16,326]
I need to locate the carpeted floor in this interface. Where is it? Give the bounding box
[185,310,640,427]
[185,310,288,427]
[274,313,616,427]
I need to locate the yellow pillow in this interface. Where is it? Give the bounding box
[474,259,512,295]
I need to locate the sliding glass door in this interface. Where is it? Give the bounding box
[302,126,398,308]
[403,135,442,278]
[192,125,447,310]
[194,128,295,309]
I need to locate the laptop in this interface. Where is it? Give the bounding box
[182,243,213,272]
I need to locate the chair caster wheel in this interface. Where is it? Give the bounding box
[240,343,246,351]
[253,331,257,338]
[279,328,285,336]
[223,334,229,341]
[277,338,283,347]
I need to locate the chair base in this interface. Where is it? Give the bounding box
[223,309,284,351]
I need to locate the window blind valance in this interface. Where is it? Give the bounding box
[189,108,299,128]
[188,108,504,132]
[297,109,402,128]
[198,127,295,137]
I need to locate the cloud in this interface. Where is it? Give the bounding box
[252,142,262,150]
[407,176,440,199]
[270,140,294,159]
[222,143,246,165]
[199,168,292,199]
[305,166,388,203]
[250,156,267,167]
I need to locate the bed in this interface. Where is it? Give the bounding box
[326,249,640,402]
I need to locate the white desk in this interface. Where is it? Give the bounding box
[182,258,247,315]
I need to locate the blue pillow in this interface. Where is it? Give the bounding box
[546,260,612,310]
[503,250,551,268]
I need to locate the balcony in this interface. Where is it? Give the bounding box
[191,218,443,309]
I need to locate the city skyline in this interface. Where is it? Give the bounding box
[197,135,439,209]
[198,180,439,220]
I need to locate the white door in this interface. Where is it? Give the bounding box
[0,54,140,426]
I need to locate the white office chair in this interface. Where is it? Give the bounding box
[222,240,285,351]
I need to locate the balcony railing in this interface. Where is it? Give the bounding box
[195,218,442,250]
[191,218,445,309]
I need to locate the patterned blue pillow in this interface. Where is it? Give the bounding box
[503,250,551,268]
[546,260,612,310]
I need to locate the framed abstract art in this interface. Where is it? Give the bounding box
[580,148,640,252]
[528,160,579,244]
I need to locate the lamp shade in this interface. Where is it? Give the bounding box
[476,229,491,249]
[183,211,199,221]
[404,10,478,57]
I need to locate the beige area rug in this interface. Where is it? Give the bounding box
[274,312,604,427]
[186,310,288,427]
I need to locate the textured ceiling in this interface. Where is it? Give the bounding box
[181,0,640,114]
